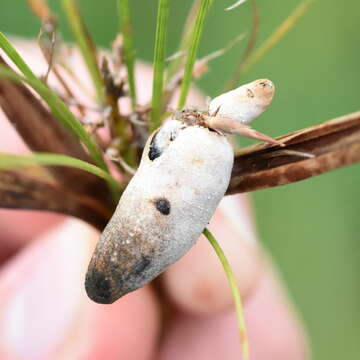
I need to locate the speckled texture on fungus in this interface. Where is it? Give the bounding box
[85,120,234,303]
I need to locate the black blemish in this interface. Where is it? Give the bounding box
[247,88,255,98]
[148,130,162,160]
[133,256,151,276]
[85,270,113,304]
[155,198,171,215]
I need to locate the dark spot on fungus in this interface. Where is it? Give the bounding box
[85,269,113,304]
[247,88,255,98]
[154,198,171,215]
[148,130,162,160]
[133,256,151,276]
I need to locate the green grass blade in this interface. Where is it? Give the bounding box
[0,33,106,169]
[0,152,122,195]
[0,65,106,169]
[177,0,214,109]
[228,0,316,84]
[0,32,39,82]
[61,0,105,104]
[166,0,201,82]
[118,0,137,110]
[203,228,249,360]
[150,0,170,132]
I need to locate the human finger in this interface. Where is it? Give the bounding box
[0,219,160,360]
[159,256,308,360]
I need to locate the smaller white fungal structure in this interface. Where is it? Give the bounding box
[209,79,275,124]
[85,79,278,304]
[207,79,283,146]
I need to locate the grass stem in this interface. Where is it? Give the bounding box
[150,0,170,132]
[203,228,249,360]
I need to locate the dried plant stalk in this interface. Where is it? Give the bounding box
[0,169,111,230]
[227,111,360,194]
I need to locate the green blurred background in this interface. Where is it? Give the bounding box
[1,0,359,358]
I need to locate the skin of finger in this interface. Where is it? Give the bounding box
[0,219,160,360]
[162,193,263,314]
[158,256,308,360]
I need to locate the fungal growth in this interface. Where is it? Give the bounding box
[85,79,279,304]
[209,79,275,124]
[206,79,284,146]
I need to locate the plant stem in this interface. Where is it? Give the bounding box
[61,0,105,104]
[150,0,170,132]
[203,228,249,360]
[0,152,123,197]
[177,0,213,109]
[166,0,201,83]
[0,32,39,83]
[118,0,137,110]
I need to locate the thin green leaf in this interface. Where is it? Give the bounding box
[61,0,105,104]
[150,0,170,132]
[0,153,122,196]
[166,0,201,82]
[118,0,137,110]
[0,32,120,200]
[228,0,316,84]
[177,0,214,109]
[0,65,108,170]
[0,34,103,164]
[0,32,39,83]
[203,228,249,360]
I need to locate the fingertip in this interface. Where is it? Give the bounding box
[0,219,160,360]
[159,256,308,360]
[162,194,263,314]
[244,256,309,360]
[84,285,160,360]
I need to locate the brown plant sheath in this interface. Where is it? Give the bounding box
[0,169,111,230]
[227,111,360,194]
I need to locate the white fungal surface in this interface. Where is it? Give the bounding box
[209,79,275,124]
[86,120,234,303]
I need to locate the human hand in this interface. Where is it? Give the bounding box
[0,39,307,359]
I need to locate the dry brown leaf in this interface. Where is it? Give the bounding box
[227,111,360,194]
[0,169,111,230]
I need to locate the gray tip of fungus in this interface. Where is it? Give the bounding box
[85,269,116,304]
[85,254,154,303]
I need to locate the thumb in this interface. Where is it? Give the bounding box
[0,219,159,360]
